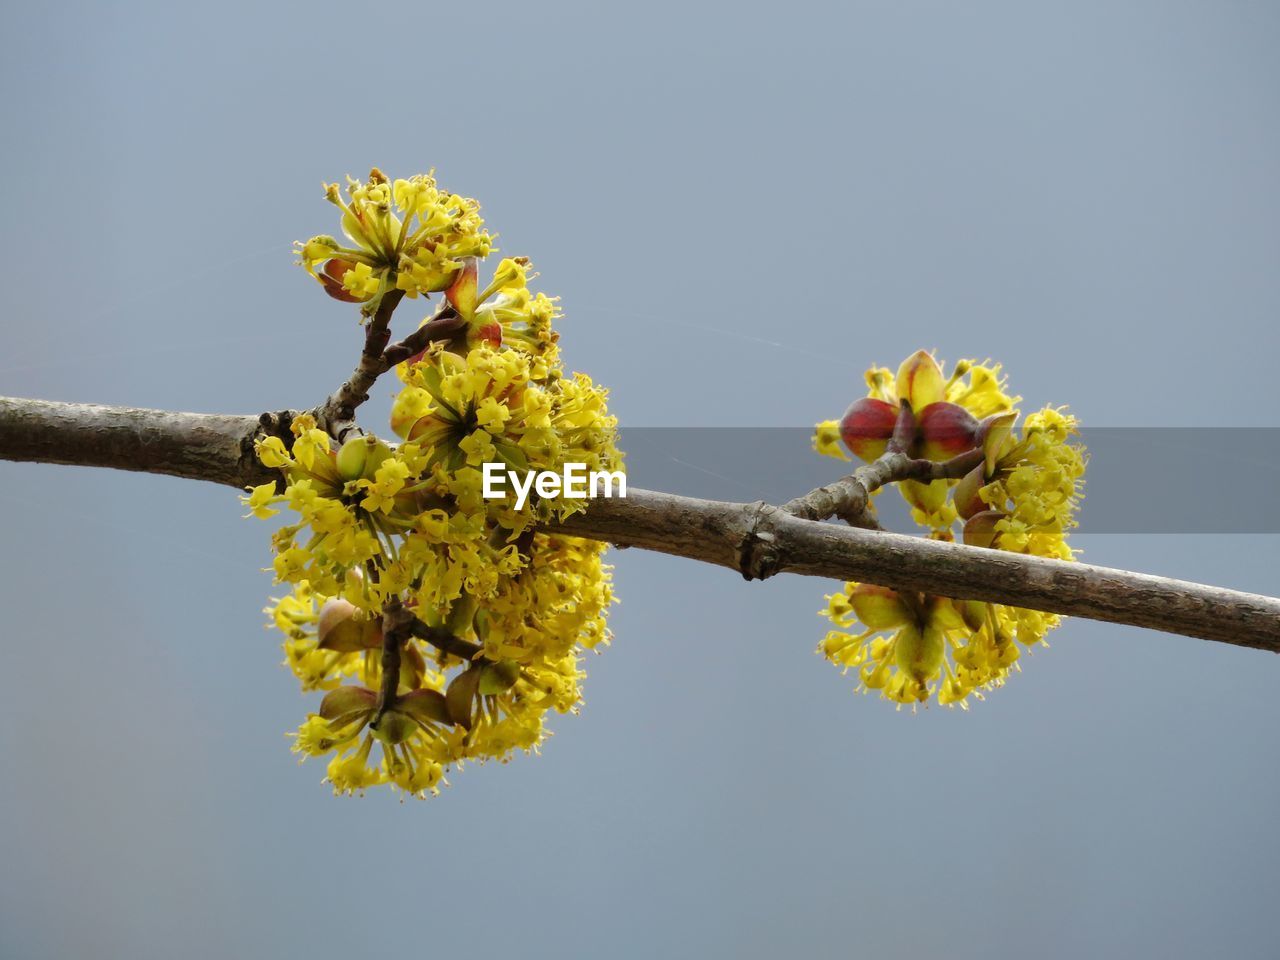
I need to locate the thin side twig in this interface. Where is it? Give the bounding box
[783,448,983,524]
[315,295,466,441]
[315,289,406,440]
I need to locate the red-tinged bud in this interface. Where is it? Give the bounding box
[978,412,1018,475]
[951,462,988,520]
[839,397,899,462]
[849,583,912,630]
[317,599,382,652]
[318,685,377,721]
[916,402,980,461]
[445,257,478,321]
[962,510,1006,548]
[320,259,368,302]
[468,319,502,349]
[895,350,946,412]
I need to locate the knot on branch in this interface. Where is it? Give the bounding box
[737,501,785,581]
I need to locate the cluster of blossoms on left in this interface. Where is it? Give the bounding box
[242,169,622,797]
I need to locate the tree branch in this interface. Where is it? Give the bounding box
[376,596,413,718]
[315,289,406,440]
[2,396,1277,652]
[382,306,462,366]
[783,448,984,524]
[314,295,464,440]
[0,396,271,488]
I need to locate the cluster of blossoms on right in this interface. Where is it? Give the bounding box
[813,350,1086,708]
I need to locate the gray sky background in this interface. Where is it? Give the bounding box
[1,2,1278,958]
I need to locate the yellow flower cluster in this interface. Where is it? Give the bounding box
[250,170,622,796]
[295,169,493,312]
[266,531,612,797]
[813,351,1086,708]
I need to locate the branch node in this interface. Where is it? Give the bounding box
[738,501,784,581]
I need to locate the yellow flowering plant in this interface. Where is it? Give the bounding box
[812,350,1087,709]
[245,170,1086,798]
[247,169,621,797]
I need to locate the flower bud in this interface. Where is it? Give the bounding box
[978,412,1018,475]
[445,257,478,321]
[894,622,945,684]
[467,319,503,349]
[397,688,450,725]
[370,708,417,746]
[318,685,377,721]
[445,593,478,636]
[399,643,427,693]
[951,463,988,520]
[335,435,372,481]
[935,597,987,633]
[445,667,482,729]
[957,599,988,633]
[849,583,912,630]
[317,599,382,652]
[916,402,979,462]
[839,397,898,462]
[335,435,393,482]
[478,661,521,695]
[962,510,1006,549]
[895,350,946,412]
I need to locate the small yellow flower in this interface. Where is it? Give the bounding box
[273,546,313,583]
[241,483,280,519]
[255,436,292,469]
[813,420,848,461]
[341,262,381,299]
[475,396,511,433]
